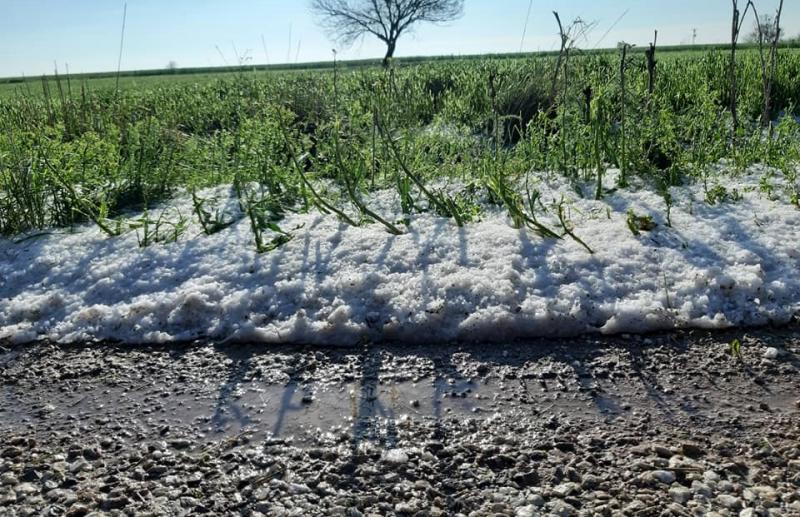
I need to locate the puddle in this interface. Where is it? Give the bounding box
[2,334,798,450]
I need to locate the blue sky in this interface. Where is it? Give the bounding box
[0,0,797,77]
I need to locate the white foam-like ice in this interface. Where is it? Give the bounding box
[1,169,798,344]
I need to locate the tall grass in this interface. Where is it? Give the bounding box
[1,50,799,252]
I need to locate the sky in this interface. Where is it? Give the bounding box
[0,0,797,78]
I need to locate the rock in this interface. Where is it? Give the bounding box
[382,449,409,465]
[692,481,713,498]
[100,496,130,511]
[480,453,515,469]
[512,470,540,487]
[716,494,743,510]
[624,500,647,513]
[750,486,780,507]
[82,447,101,461]
[718,480,735,492]
[20,472,41,488]
[14,483,38,496]
[46,488,76,503]
[739,509,756,517]
[69,459,92,474]
[654,445,672,458]
[650,470,676,484]
[669,486,692,504]
[253,502,271,514]
[548,500,577,517]
[0,488,16,505]
[66,503,90,517]
[2,447,22,459]
[525,494,545,507]
[763,348,780,360]
[665,503,689,515]
[681,443,705,458]
[515,505,538,517]
[394,501,417,514]
[553,482,579,497]
[146,465,169,478]
[581,474,601,490]
[288,483,310,495]
[0,473,18,486]
[169,439,192,450]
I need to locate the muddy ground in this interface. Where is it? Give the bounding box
[1,327,799,516]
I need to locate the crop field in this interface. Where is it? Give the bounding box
[1,47,800,343]
[2,48,799,235]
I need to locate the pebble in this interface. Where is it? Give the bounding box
[0,489,16,505]
[526,495,545,507]
[69,459,92,474]
[66,504,90,516]
[681,443,705,458]
[394,501,417,514]
[169,439,191,450]
[763,347,780,360]
[0,473,18,486]
[669,486,692,504]
[548,500,577,517]
[716,494,743,510]
[100,496,131,512]
[382,449,409,465]
[14,483,37,496]
[650,470,677,484]
[692,481,713,498]
[553,482,578,497]
[718,480,735,492]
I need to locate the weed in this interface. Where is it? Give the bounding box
[730,338,743,361]
[626,210,657,236]
[191,190,239,235]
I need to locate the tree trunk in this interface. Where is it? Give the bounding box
[762,0,784,127]
[646,31,658,96]
[383,40,396,67]
[730,2,740,142]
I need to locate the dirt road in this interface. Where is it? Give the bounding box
[1,328,799,516]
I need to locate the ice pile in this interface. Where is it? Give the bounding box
[1,170,799,344]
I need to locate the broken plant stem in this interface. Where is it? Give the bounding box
[556,198,594,254]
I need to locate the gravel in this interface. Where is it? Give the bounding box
[1,327,799,515]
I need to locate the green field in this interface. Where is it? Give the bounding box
[1,45,799,244]
[2,43,797,98]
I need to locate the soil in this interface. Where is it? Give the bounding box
[1,327,799,516]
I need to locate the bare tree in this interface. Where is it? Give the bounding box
[310,0,464,66]
[747,13,784,44]
[729,0,756,141]
[750,1,785,126]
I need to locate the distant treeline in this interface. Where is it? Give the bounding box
[1,41,799,85]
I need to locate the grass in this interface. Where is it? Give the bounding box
[1,46,799,254]
[2,45,798,98]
